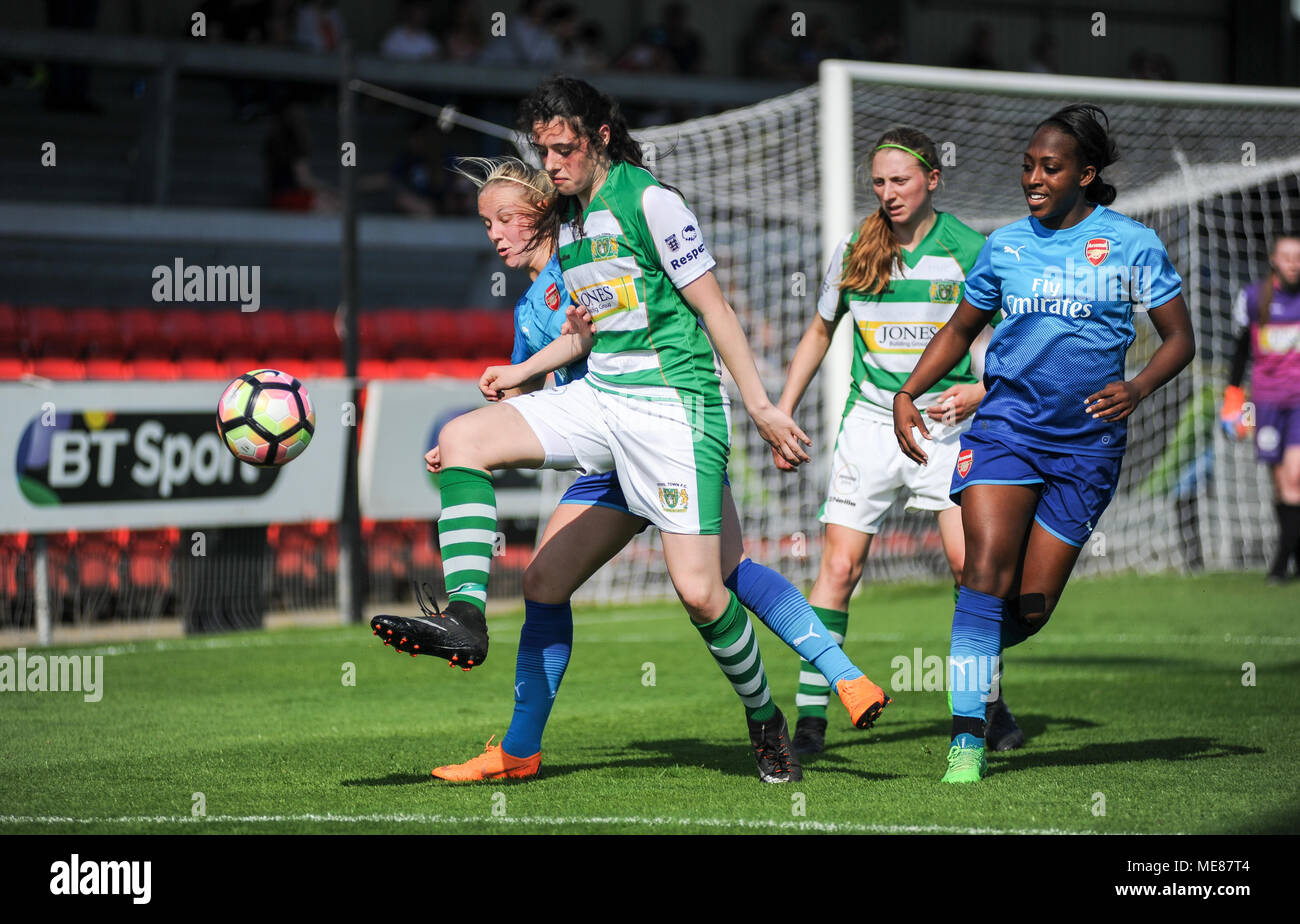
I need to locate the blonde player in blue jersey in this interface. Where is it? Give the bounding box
[773,127,1023,756]
[892,104,1195,782]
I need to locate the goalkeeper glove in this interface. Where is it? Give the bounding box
[1220,385,1250,440]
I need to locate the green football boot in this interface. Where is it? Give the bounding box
[942,733,987,783]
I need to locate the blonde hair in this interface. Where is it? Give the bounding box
[454,155,554,211]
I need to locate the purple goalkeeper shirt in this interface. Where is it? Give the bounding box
[1234,280,1300,405]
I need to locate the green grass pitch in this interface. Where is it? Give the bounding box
[2,573,1297,834]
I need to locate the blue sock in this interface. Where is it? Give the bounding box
[949,586,1004,729]
[501,600,572,758]
[726,559,862,689]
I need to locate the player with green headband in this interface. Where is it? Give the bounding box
[773,126,1025,755]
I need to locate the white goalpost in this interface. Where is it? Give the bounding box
[566,61,1300,604]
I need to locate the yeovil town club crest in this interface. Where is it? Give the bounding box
[591,234,619,261]
[930,280,961,304]
[658,482,690,513]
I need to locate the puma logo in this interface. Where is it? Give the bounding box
[1003,244,1027,261]
[792,621,822,646]
[514,681,525,697]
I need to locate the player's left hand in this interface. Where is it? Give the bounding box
[561,305,596,337]
[1085,380,1143,422]
[425,444,441,473]
[751,403,812,467]
[479,364,526,401]
[925,383,985,424]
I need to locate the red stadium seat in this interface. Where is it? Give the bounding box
[125,528,178,591]
[294,311,339,358]
[31,357,87,380]
[133,357,181,380]
[212,311,262,360]
[161,308,212,357]
[404,520,438,571]
[358,357,393,380]
[247,311,292,357]
[0,357,32,379]
[270,522,318,582]
[362,309,420,360]
[0,304,20,354]
[218,357,264,379]
[387,357,436,379]
[85,356,132,380]
[77,530,122,592]
[411,309,459,358]
[123,307,171,358]
[307,356,345,377]
[178,357,230,381]
[23,306,78,357]
[463,308,515,358]
[431,358,501,379]
[262,357,315,382]
[76,307,126,358]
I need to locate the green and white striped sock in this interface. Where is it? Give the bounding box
[796,605,848,720]
[437,466,496,610]
[696,592,775,722]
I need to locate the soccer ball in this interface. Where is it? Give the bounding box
[216,369,316,466]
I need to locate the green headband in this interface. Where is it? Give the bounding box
[874,143,934,171]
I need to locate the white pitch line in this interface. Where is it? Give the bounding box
[0,813,1156,835]
[13,625,1296,661]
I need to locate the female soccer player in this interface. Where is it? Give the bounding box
[772,127,1022,756]
[892,104,1195,782]
[1222,233,1300,581]
[373,81,890,783]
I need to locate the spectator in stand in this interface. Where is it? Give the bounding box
[265,102,338,212]
[951,21,999,70]
[381,0,441,61]
[443,0,485,63]
[295,0,345,54]
[477,0,561,68]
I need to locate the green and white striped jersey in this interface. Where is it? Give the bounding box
[818,211,986,421]
[557,161,724,404]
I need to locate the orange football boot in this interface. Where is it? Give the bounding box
[836,675,892,729]
[431,736,542,782]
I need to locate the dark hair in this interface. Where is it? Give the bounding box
[517,75,666,245]
[1034,103,1119,205]
[518,75,648,170]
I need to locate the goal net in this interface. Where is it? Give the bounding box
[570,61,1300,604]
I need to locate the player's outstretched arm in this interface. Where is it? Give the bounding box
[1086,293,1195,422]
[770,315,837,470]
[480,327,594,401]
[893,298,991,464]
[925,324,992,424]
[679,270,812,467]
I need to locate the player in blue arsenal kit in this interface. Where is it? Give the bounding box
[892,104,1196,782]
